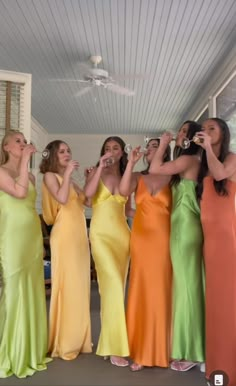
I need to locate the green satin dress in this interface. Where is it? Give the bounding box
[0,182,51,378]
[170,179,205,362]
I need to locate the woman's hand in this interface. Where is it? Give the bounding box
[64,160,80,177]
[98,152,113,169]
[84,166,95,178]
[21,144,36,163]
[159,132,173,147]
[195,131,212,149]
[128,146,143,164]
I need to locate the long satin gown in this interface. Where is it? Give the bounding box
[89,180,130,356]
[171,179,205,362]
[201,176,236,386]
[42,174,92,359]
[0,182,51,378]
[126,177,172,367]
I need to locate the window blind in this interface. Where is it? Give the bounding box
[0,80,25,142]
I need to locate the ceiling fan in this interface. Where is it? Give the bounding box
[52,55,135,97]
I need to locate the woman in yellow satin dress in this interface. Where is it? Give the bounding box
[119,139,172,371]
[40,140,92,360]
[84,136,133,367]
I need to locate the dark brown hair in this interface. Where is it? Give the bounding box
[196,117,230,199]
[98,136,128,176]
[142,138,171,174]
[39,140,69,174]
[171,120,202,186]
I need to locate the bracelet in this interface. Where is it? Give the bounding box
[16,181,28,190]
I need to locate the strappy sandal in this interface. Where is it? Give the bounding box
[130,363,144,372]
[110,356,129,367]
[171,360,197,372]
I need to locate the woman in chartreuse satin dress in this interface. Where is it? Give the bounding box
[0,130,51,378]
[149,121,205,372]
[119,138,172,372]
[39,140,92,360]
[196,118,236,386]
[84,136,133,367]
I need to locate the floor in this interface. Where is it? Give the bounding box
[0,282,208,386]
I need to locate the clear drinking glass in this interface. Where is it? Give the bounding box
[35,149,50,159]
[105,157,115,166]
[181,136,203,149]
[124,143,148,155]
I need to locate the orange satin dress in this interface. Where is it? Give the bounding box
[126,176,172,367]
[201,176,236,386]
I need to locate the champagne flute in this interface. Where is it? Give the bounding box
[181,135,204,149]
[144,134,177,144]
[124,143,148,155]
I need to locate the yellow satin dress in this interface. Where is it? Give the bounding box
[90,180,130,357]
[42,174,92,360]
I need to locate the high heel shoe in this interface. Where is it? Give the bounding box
[130,362,144,372]
[110,356,129,367]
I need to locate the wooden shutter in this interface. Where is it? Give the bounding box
[0,70,31,143]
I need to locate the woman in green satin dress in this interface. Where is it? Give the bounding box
[0,130,51,378]
[84,136,133,367]
[149,121,205,372]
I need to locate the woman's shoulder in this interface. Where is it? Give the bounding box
[226,151,236,160]
[43,171,58,181]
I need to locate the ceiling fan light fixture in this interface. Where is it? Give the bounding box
[89,55,102,66]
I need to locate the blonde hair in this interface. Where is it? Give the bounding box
[0,130,23,165]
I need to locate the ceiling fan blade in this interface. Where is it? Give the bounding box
[75,86,93,97]
[49,79,89,83]
[105,83,135,96]
[112,74,147,81]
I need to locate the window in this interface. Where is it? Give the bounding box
[0,70,31,143]
[195,106,209,126]
[216,71,236,151]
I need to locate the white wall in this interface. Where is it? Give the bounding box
[31,117,49,213]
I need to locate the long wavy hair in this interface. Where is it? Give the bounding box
[98,136,128,176]
[142,138,171,174]
[0,129,23,165]
[171,120,202,186]
[196,117,230,199]
[39,140,69,174]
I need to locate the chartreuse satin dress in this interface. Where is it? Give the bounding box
[89,180,130,357]
[0,182,51,378]
[126,176,172,367]
[171,179,205,362]
[42,174,92,359]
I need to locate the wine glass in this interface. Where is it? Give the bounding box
[35,149,50,159]
[144,134,176,144]
[181,135,203,149]
[124,143,148,155]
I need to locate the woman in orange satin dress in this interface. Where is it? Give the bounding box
[196,118,236,386]
[119,139,172,371]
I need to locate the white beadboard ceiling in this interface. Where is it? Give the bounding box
[0,0,236,135]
